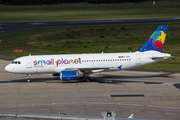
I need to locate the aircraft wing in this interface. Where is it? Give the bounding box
[64,67,110,73]
[0,112,155,120]
[54,66,111,73]
[0,112,102,120]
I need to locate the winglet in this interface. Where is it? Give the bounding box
[138,25,168,53]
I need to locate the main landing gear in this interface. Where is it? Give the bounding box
[85,77,91,82]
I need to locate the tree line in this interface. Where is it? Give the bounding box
[0,0,150,5]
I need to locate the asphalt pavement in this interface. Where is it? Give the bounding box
[0,17,180,34]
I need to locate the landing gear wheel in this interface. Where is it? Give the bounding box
[85,77,91,82]
[80,76,85,79]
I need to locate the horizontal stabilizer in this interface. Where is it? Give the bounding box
[151,57,165,60]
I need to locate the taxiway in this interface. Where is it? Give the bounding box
[1,59,180,120]
[0,17,180,34]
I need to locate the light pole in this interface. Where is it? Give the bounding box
[153,0,155,8]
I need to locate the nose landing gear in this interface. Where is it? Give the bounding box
[27,74,32,82]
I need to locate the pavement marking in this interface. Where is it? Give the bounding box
[0,72,10,74]
[165,113,176,115]
[147,111,157,114]
[39,109,48,111]
[0,75,28,81]
[97,108,105,110]
[0,101,176,109]
[146,108,157,110]
[161,90,168,93]
[121,106,134,109]
[1,90,180,96]
[165,109,179,112]
[158,100,180,107]
[31,23,45,25]
[135,105,143,106]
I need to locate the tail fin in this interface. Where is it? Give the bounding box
[138,25,168,53]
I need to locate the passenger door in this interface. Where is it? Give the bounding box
[136,55,141,65]
[26,58,32,68]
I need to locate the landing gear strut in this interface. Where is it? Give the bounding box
[85,77,91,82]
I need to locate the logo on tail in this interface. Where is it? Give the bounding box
[139,25,168,53]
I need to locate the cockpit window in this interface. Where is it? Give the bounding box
[12,61,21,64]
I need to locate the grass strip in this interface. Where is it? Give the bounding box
[0,1,180,22]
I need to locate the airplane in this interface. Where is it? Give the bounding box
[5,25,171,82]
[0,111,155,120]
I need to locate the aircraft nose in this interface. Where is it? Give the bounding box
[5,64,12,72]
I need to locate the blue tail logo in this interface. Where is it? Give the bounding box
[139,25,168,53]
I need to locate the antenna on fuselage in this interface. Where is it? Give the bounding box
[29,54,31,56]
[102,51,104,54]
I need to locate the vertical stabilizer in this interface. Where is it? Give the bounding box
[139,25,168,53]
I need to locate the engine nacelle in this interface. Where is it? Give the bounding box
[60,71,83,81]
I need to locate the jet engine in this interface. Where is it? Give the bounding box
[60,71,84,81]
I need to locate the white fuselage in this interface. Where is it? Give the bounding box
[5,51,171,74]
